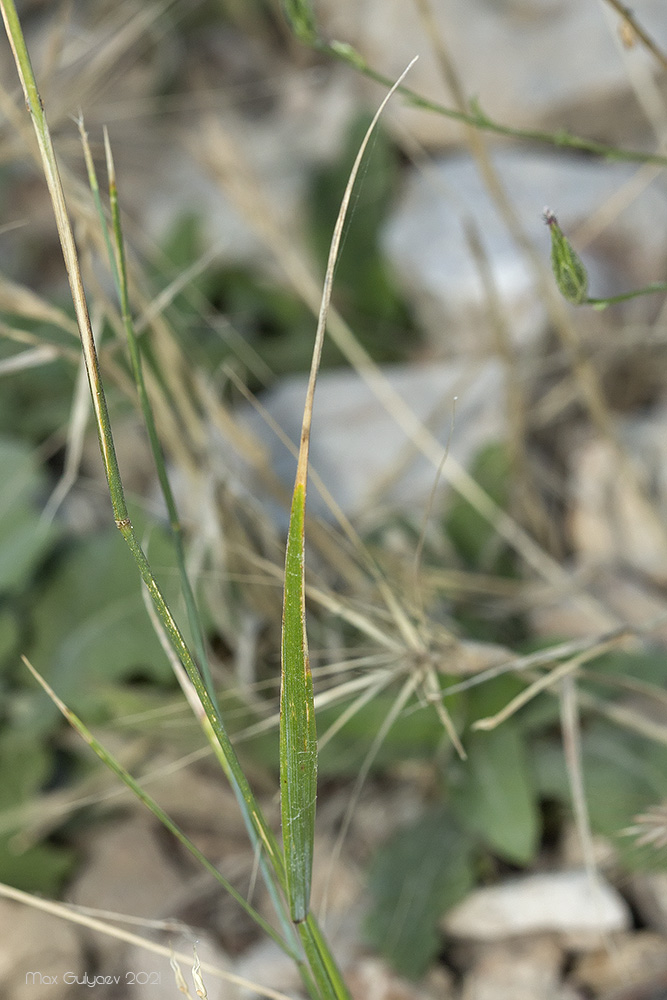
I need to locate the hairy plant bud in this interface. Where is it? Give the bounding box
[544,208,589,305]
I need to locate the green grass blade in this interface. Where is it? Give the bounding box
[281,482,318,923]
[22,657,292,957]
[279,55,416,939]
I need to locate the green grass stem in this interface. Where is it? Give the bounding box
[21,657,290,955]
[103,127,216,706]
[587,283,667,309]
[0,4,351,995]
[279,4,667,169]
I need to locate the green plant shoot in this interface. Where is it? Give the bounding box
[281,480,317,923]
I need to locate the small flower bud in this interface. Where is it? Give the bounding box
[544,208,589,305]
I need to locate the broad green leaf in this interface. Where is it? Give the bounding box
[0,834,75,893]
[465,673,527,724]
[0,436,58,591]
[449,725,539,864]
[445,444,517,592]
[28,527,179,727]
[317,694,456,777]
[0,355,76,441]
[534,723,667,870]
[0,730,51,809]
[0,729,75,893]
[280,482,317,922]
[588,649,667,689]
[0,605,20,672]
[366,806,474,979]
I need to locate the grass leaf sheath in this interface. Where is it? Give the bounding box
[281,482,318,922]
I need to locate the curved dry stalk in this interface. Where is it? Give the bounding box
[0,882,292,1000]
[319,670,422,923]
[472,636,625,731]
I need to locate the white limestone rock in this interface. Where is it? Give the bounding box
[0,898,84,1000]
[442,870,630,944]
[239,358,505,524]
[460,937,572,1000]
[381,150,667,354]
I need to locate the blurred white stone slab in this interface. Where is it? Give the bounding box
[317,0,666,148]
[241,358,505,523]
[442,870,630,943]
[381,150,667,352]
[460,937,567,1000]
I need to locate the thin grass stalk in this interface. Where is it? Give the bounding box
[300,915,352,1000]
[0,0,275,876]
[77,118,120,292]
[318,40,667,168]
[106,128,330,976]
[21,657,290,955]
[0,6,349,997]
[103,126,216,706]
[282,0,667,163]
[141,588,305,965]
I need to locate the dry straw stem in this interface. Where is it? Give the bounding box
[560,675,598,894]
[602,0,667,71]
[472,635,625,731]
[0,882,293,1000]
